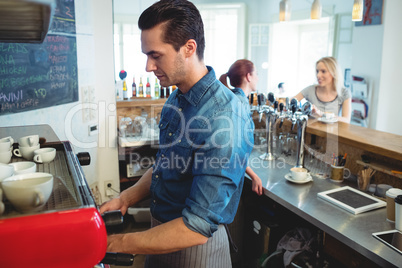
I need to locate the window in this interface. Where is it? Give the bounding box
[113,4,245,94]
[114,15,152,95]
[268,18,331,97]
[198,3,246,78]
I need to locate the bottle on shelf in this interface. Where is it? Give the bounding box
[122,79,128,100]
[115,80,120,99]
[138,77,144,97]
[118,70,127,100]
[154,78,160,98]
[132,77,137,98]
[166,86,171,98]
[172,85,177,92]
[146,77,151,97]
[160,86,165,98]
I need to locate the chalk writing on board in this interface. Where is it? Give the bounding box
[51,0,76,34]
[0,34,78,115]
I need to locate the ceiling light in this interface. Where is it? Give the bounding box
[279,0,291,22]
[352,0,364,21]
[311,0,322,20]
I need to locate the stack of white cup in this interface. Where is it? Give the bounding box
[13,135,40,161]
[0,136,14,164]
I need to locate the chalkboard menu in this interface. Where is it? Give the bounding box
[0,0,78,115]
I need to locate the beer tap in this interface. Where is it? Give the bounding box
[285,97,290,113]
[290,98,298,131]
[293,101,312,168]
[294,113,308,168]
[250,93,260,112]
[259,92,277,161]
[278,102,286,129]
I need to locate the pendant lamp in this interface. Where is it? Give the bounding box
[279,0,291,22]
[311,0,322,20]
[352,0,364,21]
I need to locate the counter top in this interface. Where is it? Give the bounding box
[0,124,59,143]
[248,149,401,267]
[306,120,402,161]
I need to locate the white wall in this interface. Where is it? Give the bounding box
[376,0,402,135]
[269,23,300,94]
[0,0,119,203]
[351,24,384,130]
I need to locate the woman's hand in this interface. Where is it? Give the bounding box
[251,176,263,196]
[246,166,263,195]
[311,104,323,117]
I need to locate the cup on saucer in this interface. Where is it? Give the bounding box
[290,167,308,181]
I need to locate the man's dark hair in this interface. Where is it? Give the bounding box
[138,0,205,60]
[278,82,284,89]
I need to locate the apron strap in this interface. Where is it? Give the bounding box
[224,224,238,253]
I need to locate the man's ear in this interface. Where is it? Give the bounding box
[183,39,197,58]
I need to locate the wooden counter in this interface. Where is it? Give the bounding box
[306,120,402,162]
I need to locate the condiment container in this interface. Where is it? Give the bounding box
[386,188,402,222]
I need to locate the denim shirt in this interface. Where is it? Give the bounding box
[151,67,254,237]
[231,87,249,109]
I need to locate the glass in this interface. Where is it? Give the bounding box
[279,133,288,156]
[272,133,282,157]
[287,133,297,161]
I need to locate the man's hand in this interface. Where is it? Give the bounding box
[100,196,129,215]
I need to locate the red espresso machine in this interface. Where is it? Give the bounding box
[0,127,133,268]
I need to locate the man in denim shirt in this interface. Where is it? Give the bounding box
[100,1,253,267]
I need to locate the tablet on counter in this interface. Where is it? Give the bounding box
[372,230,402,255]
[317,186,386,214]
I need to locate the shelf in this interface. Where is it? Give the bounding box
[116,98,167,108]
[118,136,159,148]
[356,160,402,179]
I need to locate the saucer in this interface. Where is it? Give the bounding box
[318,117,338,124]
[285,173,313,184]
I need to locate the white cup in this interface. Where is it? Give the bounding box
[0,149,13,164]
[13,144,40,161]
[0,163,14,186]
[18,135,39,147]
[0,136,14,152]
[322,112,335,120]
[33,148,56,163]
[290,167,308,181]
[8,161,37,175]
[2,172,53,213]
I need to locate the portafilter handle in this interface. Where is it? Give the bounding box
[101,252,135,266]
[101,210,123,227]
[99,211,135,266]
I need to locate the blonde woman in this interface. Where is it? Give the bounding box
[294,57,352,123]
